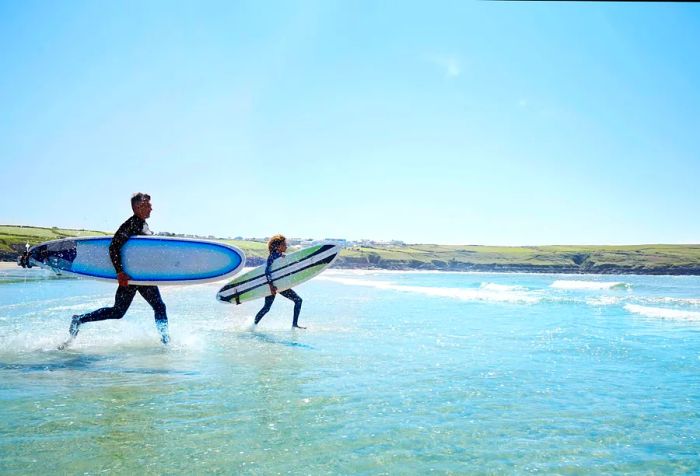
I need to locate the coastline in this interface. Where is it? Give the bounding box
[3,260,699,276]
[329,262,700,275]
[2,225,698,276]
[232,256,700,276]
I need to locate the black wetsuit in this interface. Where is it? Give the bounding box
[73,215,168,334]
[254,250,303,326]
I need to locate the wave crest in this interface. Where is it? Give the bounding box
[479,282,526,292]
[320,277,539,304]
[551,280,630,290]
[624,304,700,321]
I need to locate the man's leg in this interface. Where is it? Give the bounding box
[59,286,137,348]
[254,295,275,325]
[280,289,303,328]
[71,285,138,337]
[138,286,169,344]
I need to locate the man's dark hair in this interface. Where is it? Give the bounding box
[131,192,151,208]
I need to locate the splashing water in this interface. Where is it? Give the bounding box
[1,268,700,474]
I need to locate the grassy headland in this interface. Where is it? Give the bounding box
[2,225,699,275]
[338,243,700,274]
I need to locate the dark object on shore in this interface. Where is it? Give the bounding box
[17,250,32,269]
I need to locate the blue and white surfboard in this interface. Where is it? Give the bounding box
[29,236,245,285]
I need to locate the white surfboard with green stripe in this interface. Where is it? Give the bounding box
[216,242,341,304]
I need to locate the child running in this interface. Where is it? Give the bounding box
[254,234,304,329]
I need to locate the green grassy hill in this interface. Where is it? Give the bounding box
[2,225,699,275]
[339,243,700,274]
[0,225,270,263]
[0,225,112,260]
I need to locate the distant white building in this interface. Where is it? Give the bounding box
[324,238,348,248]
[348,239,404,247]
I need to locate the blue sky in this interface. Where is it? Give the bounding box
[1,1,698,245]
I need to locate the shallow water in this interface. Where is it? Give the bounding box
[1,267,699,474]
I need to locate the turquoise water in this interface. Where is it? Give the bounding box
[1,267,699,474]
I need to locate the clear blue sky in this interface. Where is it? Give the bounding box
[1,1,698,245]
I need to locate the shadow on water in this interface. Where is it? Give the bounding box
[238,331,314,349]
[0,354,102,372]
[0,353,200,376]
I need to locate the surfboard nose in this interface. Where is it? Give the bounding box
[29,240,78,269]
[28,244,47,266]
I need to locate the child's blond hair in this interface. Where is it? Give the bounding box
[267,234,287,253]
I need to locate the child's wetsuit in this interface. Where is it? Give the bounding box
[254,250,303,326]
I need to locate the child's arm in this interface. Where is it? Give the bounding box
[265,254,277,295]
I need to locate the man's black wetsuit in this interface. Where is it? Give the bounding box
[71,215,168,341]
[254,250,303,326]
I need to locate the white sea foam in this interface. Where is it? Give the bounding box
[324,269,491,277]
[46,303,108,313]
[551,280,629,290]
[624,304,700,321]
[648,296,700,307]
[479,282,526,292]
[587,296,624,306]
[319,276,539,304]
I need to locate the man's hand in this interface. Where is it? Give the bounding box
[117,272,131,287]
[269,283,277,296]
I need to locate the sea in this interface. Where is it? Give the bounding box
[1,266,699,474]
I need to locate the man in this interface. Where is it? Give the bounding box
[60,193,170,348]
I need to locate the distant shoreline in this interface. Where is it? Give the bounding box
[2,225,699,276]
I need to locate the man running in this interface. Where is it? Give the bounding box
[60,193,169,348]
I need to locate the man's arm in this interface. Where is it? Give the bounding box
[109,230,130,275]
[109,219,138,286]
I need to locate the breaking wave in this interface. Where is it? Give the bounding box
[479,282,527,292]
[586,296,624,306]
[319,276,539,304]
[624,304,700,321]
[551,280,630,290]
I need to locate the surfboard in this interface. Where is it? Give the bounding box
[216,242,341,304]
[28,236,245,285]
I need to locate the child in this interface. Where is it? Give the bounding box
[254,234,305,328]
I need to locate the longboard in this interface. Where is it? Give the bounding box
[216,242,341,304]
[28,236,245,285]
